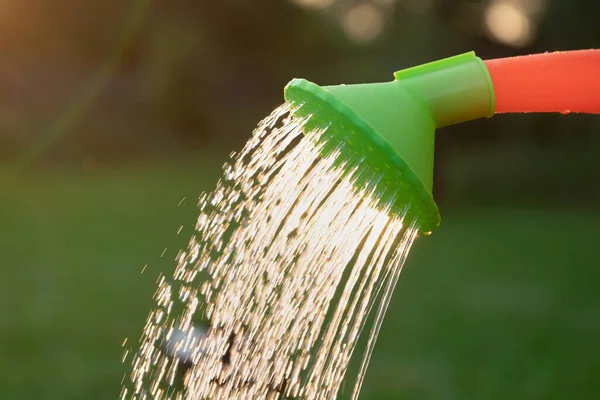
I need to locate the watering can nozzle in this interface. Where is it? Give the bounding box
[284,52,496,232]
[285,49,600,232]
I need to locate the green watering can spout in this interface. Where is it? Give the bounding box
[284,49,599,233]
[284,51,495,233]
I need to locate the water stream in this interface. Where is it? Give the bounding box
[122,104,421,399]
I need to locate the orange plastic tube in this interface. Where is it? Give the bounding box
[484,50,600,115]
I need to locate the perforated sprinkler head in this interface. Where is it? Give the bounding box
[284,52,496,233]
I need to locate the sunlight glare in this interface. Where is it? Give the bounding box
[343,3,385,44]
[485,0,532,47]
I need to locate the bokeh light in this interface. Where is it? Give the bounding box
[343,3,385,44]
[485,0,533,47]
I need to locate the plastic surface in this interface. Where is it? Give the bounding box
[323,81,436,192]
[395,51,496,127]
[284,52,495,232]
[484,49,600,114]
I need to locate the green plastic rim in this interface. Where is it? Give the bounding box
[284,78,441,233]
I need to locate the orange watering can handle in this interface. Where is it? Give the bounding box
[484,49,600,115]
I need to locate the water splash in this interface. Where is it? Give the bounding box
[122,104,421,400]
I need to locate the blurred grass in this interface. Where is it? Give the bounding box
[1,159,599,399]
[359,207,600,399]
[0,157,220,399]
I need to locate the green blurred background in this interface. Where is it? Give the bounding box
[1,0,599,398]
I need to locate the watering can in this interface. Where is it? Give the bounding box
[284,49,600,232]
